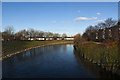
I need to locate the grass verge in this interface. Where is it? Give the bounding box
[74,41,120,75]
[2,40,73,58]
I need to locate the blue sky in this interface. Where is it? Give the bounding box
[2,2,118,36]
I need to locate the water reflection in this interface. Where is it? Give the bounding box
[2,44,120,79]
[3,44,74,78]
[6,45,62,63]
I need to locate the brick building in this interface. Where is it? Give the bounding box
[96,24,120,41]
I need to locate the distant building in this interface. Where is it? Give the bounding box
[57,38,62,40]
[97,25,119,41]
[64,37,74,40]
[96,33,98,39]
[27,37,74,41]
[36,38,45,41]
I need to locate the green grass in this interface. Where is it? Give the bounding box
[2,40,73,57]
[74,42,120,73]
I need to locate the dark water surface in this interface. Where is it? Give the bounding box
[2,44,120,79]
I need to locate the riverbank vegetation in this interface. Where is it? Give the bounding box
[74,40,120,74]
[74,18,120,75]
[1,26,73,58]
[2,40,73,58]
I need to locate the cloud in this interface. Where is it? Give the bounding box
[77,10,80,13]
[74,17,97,21]
[96,12,101,15]
[52,20,56,23]
[93,19,106,23]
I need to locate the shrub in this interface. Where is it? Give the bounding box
[74,34,83,46]
[103,39,113,48]
[112,41,119,47]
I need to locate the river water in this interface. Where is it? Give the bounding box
[2,44,120,79]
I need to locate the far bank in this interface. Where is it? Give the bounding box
[2,40,73,59]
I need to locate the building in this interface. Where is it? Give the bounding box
[27,37,74,41]
[97,25,119,41]
[64,37,74,40]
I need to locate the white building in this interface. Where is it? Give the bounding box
[36,38,45,41]
[64,38,74,40]
[57,38,62,40]
[96,33,98,39]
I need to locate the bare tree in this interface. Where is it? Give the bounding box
[29,28,35,38]
[44,32,48,38]
[3,26,15,41]
[45,32,53,38]
[39,31,44,37]
[83,25,97,41]
[94,25,100,31]
[53,33,60,40]
[104,18,117,28]
[74,34,82,46]
[62,33,67,38]
[62,33,67,40]
[34,30,39,38]
[82,18,118,42]
[48,32,53,37]
[14,29,26,40]
[53,33,60,37]
[97,23,106,29]
[4,26,14,35]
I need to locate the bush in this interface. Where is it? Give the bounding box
[112,41,119,47]
[103,39,113,48]
[74,34,83,46]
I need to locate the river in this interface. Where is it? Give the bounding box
[2,44,120,79]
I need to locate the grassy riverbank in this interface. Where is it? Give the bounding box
[2,40,73,58]
[74,41,120,75]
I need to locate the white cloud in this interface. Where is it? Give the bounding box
[93,19,106,23]
[52,20,56,23]
[77,10,80,13]
[74,17,97,21]
[96,12,101,15]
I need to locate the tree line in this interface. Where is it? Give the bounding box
[82,18,119,42]
[2,27,68,41]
